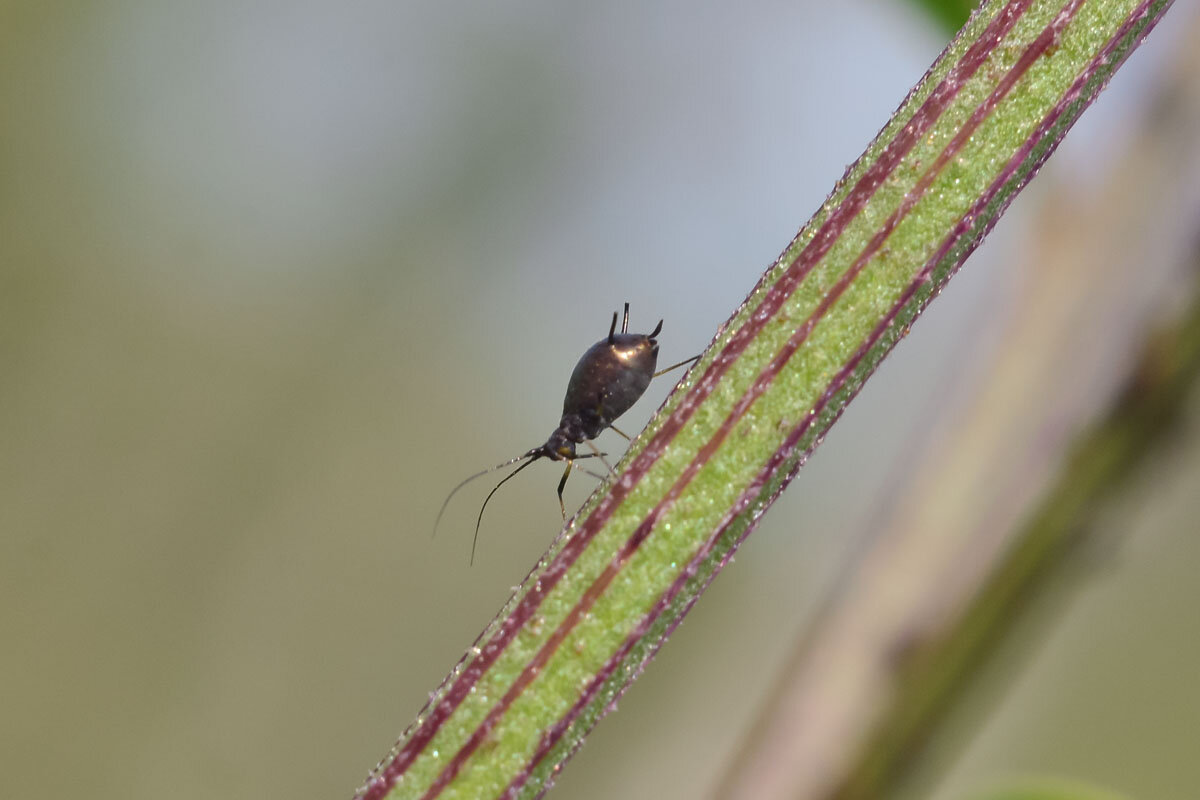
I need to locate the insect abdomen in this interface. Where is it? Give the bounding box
[561,335,657,437]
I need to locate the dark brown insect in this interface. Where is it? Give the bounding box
[434,303,698,563]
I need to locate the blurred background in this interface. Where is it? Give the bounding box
[2,2,1198,799]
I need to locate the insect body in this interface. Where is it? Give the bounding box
[435,303,697,563]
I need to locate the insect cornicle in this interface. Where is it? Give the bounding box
[434,303,698,563]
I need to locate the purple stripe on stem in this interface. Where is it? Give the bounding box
[357,3,1037,797]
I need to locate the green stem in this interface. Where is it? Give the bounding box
[357,1,1175,797]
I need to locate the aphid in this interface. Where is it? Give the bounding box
[434,303,699,563]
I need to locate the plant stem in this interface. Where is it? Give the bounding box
[356,2,1176,797]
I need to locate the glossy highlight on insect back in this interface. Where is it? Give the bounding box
[433,303,699,564]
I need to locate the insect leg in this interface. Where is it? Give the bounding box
[570,452,609,482]
[556,460,573,519]
[554,452,607,521]
[653,354,702,378]
[608,424,632,441]
[584,439,614,474]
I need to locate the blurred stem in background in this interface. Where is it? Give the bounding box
[718,12,1200,800]
[356,1,1180,797]
[915,0,980,34]
[3,2,1195,799]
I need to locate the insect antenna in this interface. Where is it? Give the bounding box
[468,451,608,565]
[432,449,539,540]
[471,456,540,565]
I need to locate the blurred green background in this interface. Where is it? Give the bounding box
[2,2,1197,799]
